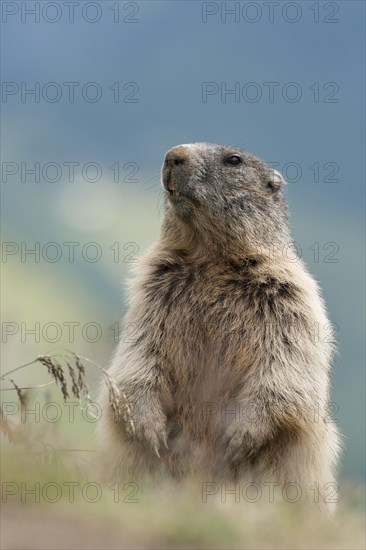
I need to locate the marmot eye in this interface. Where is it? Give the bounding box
[224,155,242,166]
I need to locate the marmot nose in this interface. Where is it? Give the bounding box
[164,146,189,168]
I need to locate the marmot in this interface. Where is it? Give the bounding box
[99,143,340,512]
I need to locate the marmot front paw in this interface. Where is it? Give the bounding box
[132,413,169,458]
[223,424,258,463]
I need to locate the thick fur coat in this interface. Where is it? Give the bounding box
[98,143,340,513]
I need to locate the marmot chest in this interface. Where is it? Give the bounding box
[147,262,250,379]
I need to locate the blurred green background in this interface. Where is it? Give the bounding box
[1,2,365,543]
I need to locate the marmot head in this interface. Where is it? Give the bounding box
[161,143,290,259]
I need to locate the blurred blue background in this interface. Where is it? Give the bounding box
[1,1,365,479]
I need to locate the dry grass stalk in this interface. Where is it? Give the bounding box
[0,349,135,436]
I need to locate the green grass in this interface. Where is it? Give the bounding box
[1,328,364,549]
[1,421,365,549]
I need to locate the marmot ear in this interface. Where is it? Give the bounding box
[267,169,285,191]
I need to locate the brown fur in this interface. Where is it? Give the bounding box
[98,143,340,513]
